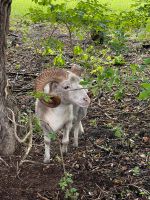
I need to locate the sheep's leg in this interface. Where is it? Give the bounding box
[79,121,84,134]
[73,121,81,147]
[41,121,52,163]
[73,121,85,147]
[44,133,51,163]
[62,122,72,153]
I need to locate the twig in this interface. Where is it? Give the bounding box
[37,192,50,200]
[0,157,9,167]
[6,71,37,78]
[104,112,117,120]
[93,144,111,152]
[49,26,58,37]
[65,23,73,52]
[129,184,150,195]
[7,108,31,143]
[18,159,55,165]
[8,33,18,37]
[135,104,150,114]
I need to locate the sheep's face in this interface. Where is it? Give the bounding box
[61,74,90,107]
[44,73,90,108]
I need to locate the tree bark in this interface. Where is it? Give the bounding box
[0,0,15,155]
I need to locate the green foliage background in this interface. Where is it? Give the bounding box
[11,0,150,100]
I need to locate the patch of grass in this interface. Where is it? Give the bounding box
[11,0,134,18]
[11,0,41,17]
[102,0,134,11]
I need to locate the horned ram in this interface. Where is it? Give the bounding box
[35,65,90,163]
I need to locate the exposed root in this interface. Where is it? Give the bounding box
[7,108,31,143]
[19,113,33,166]
[7,108,33,167]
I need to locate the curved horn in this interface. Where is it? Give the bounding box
[70,64,84,77]
[35,68,68,108]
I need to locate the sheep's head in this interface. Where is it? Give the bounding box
[35,67,90,108]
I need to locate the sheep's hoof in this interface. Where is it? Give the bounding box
[62,145,68,154]
[73,143,78,148]
[73,140,78,148]
[44,158,51,163]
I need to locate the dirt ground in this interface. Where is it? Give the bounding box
[0,22,149,200]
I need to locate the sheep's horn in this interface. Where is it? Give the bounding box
[70,64,84,77]
[35,68,68,108]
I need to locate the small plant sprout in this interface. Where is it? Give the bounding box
[113,125,125,138]
[131,166,140,176]
[59,172,79,200]
[32,116,42,134]
[89,119,97,127]
[48,132,57,141]
[113,55,125,66]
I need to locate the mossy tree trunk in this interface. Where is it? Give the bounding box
[0,0,16,155]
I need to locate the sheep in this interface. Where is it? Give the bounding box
[35,65,90,163]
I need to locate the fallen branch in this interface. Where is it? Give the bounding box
[18,159,55,165]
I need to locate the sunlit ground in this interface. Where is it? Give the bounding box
[11,0,134,18]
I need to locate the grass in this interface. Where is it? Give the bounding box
[11,0,40,17]
[11,0,134,18]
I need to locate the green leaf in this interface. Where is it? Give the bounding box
[80,79,89,86]
[141,83,150,90]
[138,90,150,100]
[130,64,139,74]
[114,88,124,101]
[143,58,150,65]
[53,54,65,66]
[73,45,83,55]
[48,132,57,140]
[113,126,124,138]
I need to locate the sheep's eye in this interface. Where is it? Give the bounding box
[64,86,70,90]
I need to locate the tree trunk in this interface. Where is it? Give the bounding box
[0,0,15,155]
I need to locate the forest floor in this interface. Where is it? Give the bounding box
[0,21,149,200]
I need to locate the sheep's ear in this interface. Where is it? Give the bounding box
[50,82,59,92]
[71,64,84,77]
[70,75,80,83]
